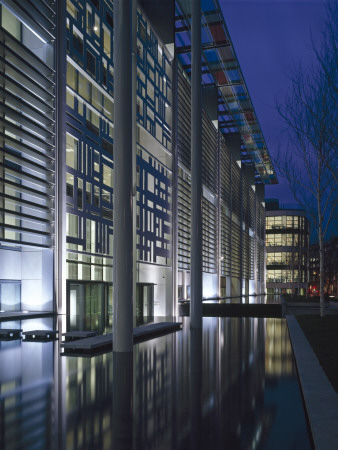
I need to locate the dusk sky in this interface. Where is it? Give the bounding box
[219,0,327,204]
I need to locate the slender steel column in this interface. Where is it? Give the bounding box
[190,0,203,328]
[132,0,137,321]
[113,0,133,352]
[55,0,67,315]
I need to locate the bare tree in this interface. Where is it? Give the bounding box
[276,1,338,314]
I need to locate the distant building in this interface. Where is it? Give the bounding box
[265,200,309,295]
[309,236,338,297]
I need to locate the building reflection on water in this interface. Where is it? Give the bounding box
[0,317,311,450]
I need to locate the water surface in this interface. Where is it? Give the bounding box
[0,316,312,449]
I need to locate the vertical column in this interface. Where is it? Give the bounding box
[55,0,67,314]
[217,131,221,297]
[190,0,202,328]
[0,41,4,241]
[172,57,179,316]
[256,184,265,295]
[132,0,137,321]
[113,0,134,352]
[239,171,243,300]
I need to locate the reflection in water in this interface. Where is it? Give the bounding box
[0,317,312,449]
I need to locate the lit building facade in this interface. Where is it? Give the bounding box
[0,0,277,322]
[265,200,309,295]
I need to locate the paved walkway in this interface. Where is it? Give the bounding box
[287,315,338,450]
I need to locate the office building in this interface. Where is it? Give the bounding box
[265,200,309,296]
[0,0,277,324]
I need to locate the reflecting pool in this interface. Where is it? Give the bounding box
[0,316,312,449]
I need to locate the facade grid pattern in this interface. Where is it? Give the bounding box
[0,0,276,316]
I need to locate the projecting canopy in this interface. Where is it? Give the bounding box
[175,0,278,184]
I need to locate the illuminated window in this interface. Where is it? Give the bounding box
[78,72,91,101]
[67,0,78,20]
[86,5,92,35]
[67,213,78,238]
[94,13,100,37]
[86,107,100,131]
[92,86,102,112]
[66,89,75,109]
[67,62,77,91]
[66,133,78,169]
[103,164,113,188]
[93,150,100,172]
[103,24,111,58]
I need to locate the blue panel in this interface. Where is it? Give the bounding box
[136,150,171,264]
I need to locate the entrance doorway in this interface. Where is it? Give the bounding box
[136,283,154,325]
[67,281,112,333]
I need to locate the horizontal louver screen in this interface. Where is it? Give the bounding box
[0,16,55,248]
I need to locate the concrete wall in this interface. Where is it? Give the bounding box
[138,263,173,316]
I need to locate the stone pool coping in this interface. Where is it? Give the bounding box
[287,315,338,450]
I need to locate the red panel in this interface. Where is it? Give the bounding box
[213,70,227,84]
[209,24,227,43]
[245,112,254,123]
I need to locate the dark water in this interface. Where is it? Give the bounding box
[0,316,312,449]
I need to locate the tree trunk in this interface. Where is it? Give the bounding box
[319,214,325,316]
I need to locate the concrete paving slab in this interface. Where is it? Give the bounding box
[61,321,182,355]
[287,315,338,450]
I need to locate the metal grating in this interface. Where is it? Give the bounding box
[177,167,191,270]
[202,197,217,273]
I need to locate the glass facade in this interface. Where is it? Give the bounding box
[0,0,277,317]
[266,208,309,295]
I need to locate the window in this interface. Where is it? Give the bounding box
[66,173,74,197]
[86,5,92,35]
[67,62,77,91]
[92,86,102,112]
[94,185,100,207]
[78,72,91,101]
[103,164,113,188]
[66,133,78,169]
[87,50,96,76]
[86,107,100,132]
[86,182,92,204]
[93,150,100,172]
[66,89,75,109]
[103,24,111,58]
[102,61,107,86]
[73,27,84,55]
[77,179,83,209]
[67,0,78,20]
[67,213,78,238]
[94,13,100,37]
